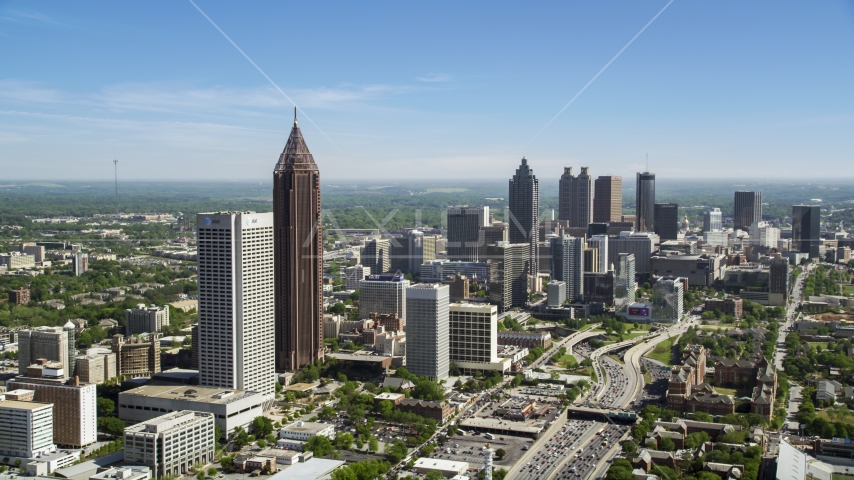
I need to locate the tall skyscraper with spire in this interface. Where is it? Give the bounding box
[273,109,324,371]
[508,157,539,274]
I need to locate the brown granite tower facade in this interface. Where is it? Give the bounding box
[274,109,324,371]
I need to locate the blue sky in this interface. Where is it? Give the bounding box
[1,1,853,181]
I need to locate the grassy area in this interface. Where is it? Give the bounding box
[817,409,854,425]
[714,387,738,396]
[645,336,679,365]
[555,354,578,368]
[644,372,652,384]
[833,474,854,480]
[807,342,832,350]
[842,284,854,296]
[608,354,625,364]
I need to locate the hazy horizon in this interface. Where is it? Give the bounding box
[2,2,853,180]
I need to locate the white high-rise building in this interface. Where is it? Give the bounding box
[703,208,722,232]
[547,281,567,307]
[588,235,609,273]
[196,212,275,399]
[550,235,584,303]
[750,221,780,248]
[125,304,170,335]
[344,265,371,291]
[0,394,55,458]
[405,284,450,381]
[449,303,500,370]
[359,274,410,322]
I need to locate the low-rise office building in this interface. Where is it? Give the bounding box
[124,411,216,479]
[119,385,265,437]
[111,334,160,378]
[278,421,335,441]
[89,466,152,480]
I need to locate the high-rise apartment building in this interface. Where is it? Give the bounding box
[0,395,55,459]
[449,303,503,373]
[636,172,656,232]
[359,274,410,322]
[615,253,636,309]
[125,304,170,336]
[651,277,684,323]
[447,206,490,262]
[508,158,540,274]
[654,203,679,241]
[345,265,371,291]
[703,208,722,232]
[588,235,609,273]
[71,252,88,277]
[111,334,161,378]
[124,411,216,479]
[558,167,593,228]
[273,112,324,372]
[18,327,74,375]
[550,235,584,303]
[593,175,622,223]
[405,284,450,381]
[363,238,391,275]
[197,211,275,397]
[792,205,821,259]
[769,256,789,299]
[734,191,762,231]
[485,242,528,311]
[547,281,567,307]
[8,287,30,305]
[8,373,97,448]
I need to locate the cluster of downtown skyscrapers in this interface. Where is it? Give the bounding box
[192,111,826,395]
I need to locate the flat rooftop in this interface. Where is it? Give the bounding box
[0,399,51,410]
[413,458,469,472]
[326,352,392,363]
[459,417,545,434]
[281,421,332,434]
[121,384,261,404]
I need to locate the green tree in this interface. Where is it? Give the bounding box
[369,436,379,452]
[252,416,274,437]
[196,471,206,480]
[97,417,126,437]
[495,448,506,460]
[97,397,116,417]
[385,440,409,463]
[378,400,394,418]
[306,435,335,456]
[425,472,445,480]
[659,437,676,451]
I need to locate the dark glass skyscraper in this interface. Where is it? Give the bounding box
[273,110,324,371]
[792,205,820,259]
[654,203,679,240]
[734,191,762,231]
[635,172,656,232]
[509,157,539,273]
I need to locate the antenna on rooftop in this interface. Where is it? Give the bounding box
[113,158,120,217]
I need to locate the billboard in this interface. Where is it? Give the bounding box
[629,307,650,316]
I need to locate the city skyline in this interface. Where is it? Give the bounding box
[2,2,853,180]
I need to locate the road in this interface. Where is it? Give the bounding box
[774,265,810,371]
[514,420,603,480]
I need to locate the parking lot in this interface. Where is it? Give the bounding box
[429,431,533,467]
[638,357,669,407]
